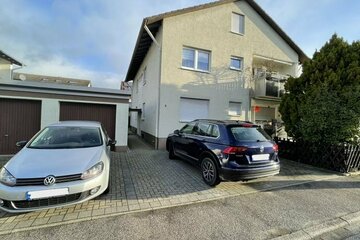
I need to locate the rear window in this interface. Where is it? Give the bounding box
[230,126,271,142]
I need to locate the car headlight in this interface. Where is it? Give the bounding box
[0,167,16,186]
[81,162,104,180]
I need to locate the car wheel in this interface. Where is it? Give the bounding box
[169,142,176,160]
[201,157,220,186]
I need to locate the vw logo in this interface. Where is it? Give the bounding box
[259,145,265,153]
[44,175,56,186]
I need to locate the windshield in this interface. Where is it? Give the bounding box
[28,126,103,149]
[230,126,271,142]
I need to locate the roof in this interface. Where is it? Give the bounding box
[13,72,91,87]
[0,50,23,66]
[0,80,130,100]
[125,0,309,82]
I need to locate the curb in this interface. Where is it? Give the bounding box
[273,211,360,240]
[0,175,342,236]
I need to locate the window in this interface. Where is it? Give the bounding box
[182,47,210,72]
[180,123,196,134]
[193,123,220,138]
[230,57,243,71]
[209,125,220,138]
[141,102,145,120]
[180,98,209,122]
[194,122,211,136]
[228,102,242,116]
[231,13,245,34]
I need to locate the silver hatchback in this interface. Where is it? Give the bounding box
[0,121,114,213]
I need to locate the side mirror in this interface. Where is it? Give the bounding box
[16,141,28,148]
[107,139,117,146]
[174,130,180,135]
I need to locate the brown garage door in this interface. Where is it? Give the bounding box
[0,98,41,154]
[59,102,116,140]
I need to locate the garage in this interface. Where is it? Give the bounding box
[0,98,41,154]
[59,102,116,140]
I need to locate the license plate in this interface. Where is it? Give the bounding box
[252,154,270,161]
[26,188,69,200]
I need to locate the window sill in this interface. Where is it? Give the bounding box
[180,67,210,74]
[230,31,244,36]
[229,67,243,72]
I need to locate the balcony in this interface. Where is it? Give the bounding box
[253,69,288,99]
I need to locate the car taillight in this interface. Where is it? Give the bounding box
[273,144,279,152]
[222,146,248,154]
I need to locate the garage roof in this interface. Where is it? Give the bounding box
[125,0,309,82]
[0,50,23,66]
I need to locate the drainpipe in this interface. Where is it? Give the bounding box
[10,65,24,81]
[144,20,162,149]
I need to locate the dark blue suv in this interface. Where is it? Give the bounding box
[166,120,280,186]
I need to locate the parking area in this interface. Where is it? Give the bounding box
[0,136,341,235]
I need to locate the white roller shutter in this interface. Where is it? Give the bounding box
[180,98,209,122]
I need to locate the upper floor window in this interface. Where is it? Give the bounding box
[230,56,243,71]
[231,13,245,34]
[182,47,210,72]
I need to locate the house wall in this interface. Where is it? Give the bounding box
[129,26,163,147]
[156,0,299,147]
[0,60,11,82]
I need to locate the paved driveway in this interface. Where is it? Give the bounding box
[0,137,341,235]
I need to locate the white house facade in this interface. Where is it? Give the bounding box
[125,0,308,149]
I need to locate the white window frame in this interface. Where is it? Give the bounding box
[228,101,242,116]
[231,12,245,35]
[230,56,244,71]
[182,47,211,72]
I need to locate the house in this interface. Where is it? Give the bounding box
[125,0,308,149]
[0,50,130,154]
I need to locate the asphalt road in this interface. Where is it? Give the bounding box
[2,175,360,240]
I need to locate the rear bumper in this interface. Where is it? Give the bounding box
[220,162,280,181]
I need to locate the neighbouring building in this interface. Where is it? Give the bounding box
[0,50,130,154]
[125,0,308,149]
[13,72,92,87]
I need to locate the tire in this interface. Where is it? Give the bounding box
[168,142,176,160]
[201,157,220,186]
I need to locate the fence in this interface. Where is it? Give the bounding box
[274,138,360,173]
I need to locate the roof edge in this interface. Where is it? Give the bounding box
[0,50,23,66]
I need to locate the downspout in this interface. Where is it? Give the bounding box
[10,65,24,81]
[144,20,162,149]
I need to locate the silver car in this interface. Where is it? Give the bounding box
[0,121,114,213]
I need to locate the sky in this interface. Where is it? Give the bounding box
[0,0,359,89]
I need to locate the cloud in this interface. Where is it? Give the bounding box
[1,0,359,89]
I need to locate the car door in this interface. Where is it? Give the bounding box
[187,122,211,161]
[173,122,195,158]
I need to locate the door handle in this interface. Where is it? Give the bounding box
[4,134,9,137]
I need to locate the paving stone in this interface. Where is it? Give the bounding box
[0,137,340,235]
[15,219,35,229]
[48,215,65,224]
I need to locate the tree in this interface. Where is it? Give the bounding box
[279,34,360,144]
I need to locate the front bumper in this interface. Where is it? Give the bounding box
[0,172,108,213]
[220,162,280,181]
